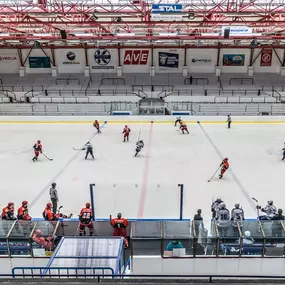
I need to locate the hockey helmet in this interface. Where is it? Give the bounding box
[244,231,251,238]
[35,229,42,237]
[278,208,283,214]
[22,201,28,207]
[125,125,128,128]
[235,203,240,208]
[224,158,228,161]
[46,202,52,209]
[220,202,226,209]
[8,202,14,208]
[51,182,56,187]
[268,200,273,205]
[216,197,222,202]
[117,212,122,219]
[37,140,41,143]
[86,202,91,208]
[139,140,143,143]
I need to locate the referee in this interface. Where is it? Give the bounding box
[49,182,59,214]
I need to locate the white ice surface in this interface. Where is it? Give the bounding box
[0,119,284,220]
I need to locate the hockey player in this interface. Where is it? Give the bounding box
[32,229,53,250]
[110,213,129,248]
[219,158,229,179]
[84,142,94,160]
[79,202,94,236]
[93,120,101,134]
[227,115,232,129]
[174,116,182,126]
[179,121,189,134]
[2,202,16,220]
[122,125,131,142]
[42,203,54,221]
[211,197,224,218]
[17,201,32,220]
[32,140,42,162]
[282,144,285,160]
[257,200,277,220]
[135,140,144,157]
[231,203,244,234]
[215,202,230,237]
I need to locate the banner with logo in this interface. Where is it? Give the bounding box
[158,52,179,68]
[0,49,20,73]
[88,48,118,73]
[189,57,212,65]
[121,49,150,73]
[222,54,245,66]
[260,48,272,67]
[55,49,85,73]
[152,4,183,21]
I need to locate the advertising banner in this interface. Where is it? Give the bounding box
[123,50,149,65]
[0,49,20,73]
[55,49,85,73]
[29,57,51,68]
[88,48,117,73]
[158,52,179,68]
[221,26,252,35]
[152,4,183,21]
[190,57,212,65]
[260,48,272,67]
[222,54,245,66]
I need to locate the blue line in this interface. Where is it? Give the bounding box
[30,123,106,209]
[197,123,256,212]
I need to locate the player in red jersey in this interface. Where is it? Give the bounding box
[93,120,101,134]
[110,213,129,248]
[32,229,53,250]
[33,140,42,162]
[2,202,16,220]
[179,121,189,134]
[79,202,94,236]
[17,201,32,220]
[219,158,229,179]
[122,125,131,142]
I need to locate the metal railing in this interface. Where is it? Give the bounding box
[44,89,136,96]
[0,85,45,92]
[167,89,262,96]
[229,78,254,85]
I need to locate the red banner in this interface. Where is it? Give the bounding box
[260,49,272,66]
[123,50,149,65]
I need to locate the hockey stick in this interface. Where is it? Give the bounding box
[252,197,260,219]
[42,153,53,161]
[137,128,142,141]
[73,147,84,151]
[207,166,221,182]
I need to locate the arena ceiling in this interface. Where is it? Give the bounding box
[1,0,285,46]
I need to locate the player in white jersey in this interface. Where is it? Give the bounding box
[216,202,230,237]
[135,140,144,157]
[231,203,245,234]
[211,197,224,218]
[257,200,277,220]
[84,142,94,160]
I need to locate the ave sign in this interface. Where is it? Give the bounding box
[152,4,183,13]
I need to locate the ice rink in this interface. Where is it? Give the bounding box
[0,116,285,220]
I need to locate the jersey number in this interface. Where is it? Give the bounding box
[82,212,91,219]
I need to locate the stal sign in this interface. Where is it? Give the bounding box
[152,4,183,21]
[124,50,149,65]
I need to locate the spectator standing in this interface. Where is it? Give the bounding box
[193,209,204,237]
[49,183,59,214]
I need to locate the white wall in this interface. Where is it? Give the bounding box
[22,48,52,74]
[187,49,217,74]
[88,48,118,74]
[253,48,283,73]
[0,49,21,74]
[153,48,184,73]
[121,48,151,73]
[55,49,85,74]
[132,256,285,276]
[220,49,250,73]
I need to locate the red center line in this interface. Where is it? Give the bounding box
[137,123,154,218]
